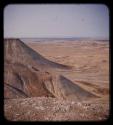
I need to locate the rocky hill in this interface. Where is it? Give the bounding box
[4,39,97,100]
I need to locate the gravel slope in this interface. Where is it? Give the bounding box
[4,97,109,121]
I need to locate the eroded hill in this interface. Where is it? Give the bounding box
[4,39,98,100]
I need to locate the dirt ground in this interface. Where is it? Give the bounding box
[27,40,109,93]
[4,97,109,121]
[4,40,109,121]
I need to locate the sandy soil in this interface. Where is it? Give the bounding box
[4,40,109,121]
[27,41,109,89]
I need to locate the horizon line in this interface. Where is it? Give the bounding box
[4,36,109,39]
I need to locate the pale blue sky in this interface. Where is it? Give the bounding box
[4,4,109,39]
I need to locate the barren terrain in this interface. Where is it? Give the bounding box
[4,39,109,121]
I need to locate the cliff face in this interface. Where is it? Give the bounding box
[4,39,97,100]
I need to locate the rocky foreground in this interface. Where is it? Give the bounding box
[4,97,109,121]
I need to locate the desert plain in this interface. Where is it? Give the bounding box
[4,39,109,121]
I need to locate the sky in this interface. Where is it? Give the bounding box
[4,4,109,39]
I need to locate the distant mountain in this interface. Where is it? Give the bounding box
[20,37,109,43]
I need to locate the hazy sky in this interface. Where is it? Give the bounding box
[4,4,109,39]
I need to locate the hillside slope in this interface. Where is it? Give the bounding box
[4,39,97,100]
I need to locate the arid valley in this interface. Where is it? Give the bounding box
[4,38,109,121]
